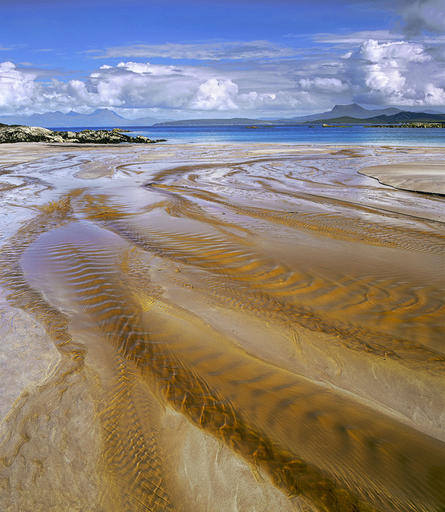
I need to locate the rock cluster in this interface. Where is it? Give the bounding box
[0,125,165,144]
[369,122,445,128]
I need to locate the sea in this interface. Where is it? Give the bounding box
[53,124,445,146]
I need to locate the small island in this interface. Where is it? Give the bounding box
[0,124,166,144]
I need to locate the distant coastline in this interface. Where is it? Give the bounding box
[3,103,445,129]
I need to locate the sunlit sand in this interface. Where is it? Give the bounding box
[0,142,444,511]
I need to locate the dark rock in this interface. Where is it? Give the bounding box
[0,126,64,143]
[0,124,165,144]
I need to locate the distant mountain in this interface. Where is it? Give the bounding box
[2,104,444,128]
[286,103,402,122]
[153,105,409,127]
[366,111,445,123]
[153,118,276,127]
[0,109,157,128]
[310,111,445,124]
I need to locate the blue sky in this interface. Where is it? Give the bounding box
[1,0,445,120]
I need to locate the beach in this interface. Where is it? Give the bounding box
[0,141,444,512]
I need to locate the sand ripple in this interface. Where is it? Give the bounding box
[0,143,444,511]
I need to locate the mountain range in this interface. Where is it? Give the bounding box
[285,103,402,122]
[152,117,275,126]
[1,104,445,128]
[313,111,445,124]
[0,108,157,128]
[153,104,445,126]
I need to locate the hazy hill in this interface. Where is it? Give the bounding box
[153,118,276,127]
[2,104,444,128]
[287,103,402,122]
[153,104,408,126]
[366,111,445,123]
[0,109,157,128]
[311,111,445,124]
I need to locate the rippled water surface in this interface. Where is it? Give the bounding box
[0,142,444,511]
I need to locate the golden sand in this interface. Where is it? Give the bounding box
[0,142,444,511]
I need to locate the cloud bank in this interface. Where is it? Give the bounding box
[1,34,445,118]
[0,59,311,117]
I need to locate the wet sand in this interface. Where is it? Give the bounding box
[0,142,444,511]
[360,160,445,195]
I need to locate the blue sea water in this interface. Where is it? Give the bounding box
[55,125,445,146]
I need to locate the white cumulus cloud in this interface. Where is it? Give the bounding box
[345,39,445,106]
[0,61,39,111]
[360,39,430,64]
[0,60,313,117]
[190,79,239,110]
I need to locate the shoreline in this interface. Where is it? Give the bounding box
[2,141,445,196]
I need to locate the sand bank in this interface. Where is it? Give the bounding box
[359,160,445,195]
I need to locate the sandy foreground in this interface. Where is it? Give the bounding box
[0,142,444,512]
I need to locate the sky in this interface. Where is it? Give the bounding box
[1,0,445,120]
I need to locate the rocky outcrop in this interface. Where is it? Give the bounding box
[0,126,61,143]
[369,122,445,128]
[0,125,165,144]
